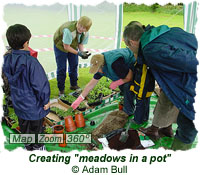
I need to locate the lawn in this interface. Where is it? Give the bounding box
[50,67,93,99]
[121,11,184,48]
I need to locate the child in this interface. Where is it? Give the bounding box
[3,24,50,151]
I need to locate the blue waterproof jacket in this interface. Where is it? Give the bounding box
[3,50,50,120]
[140,25,198,120]
[101,48,135,81]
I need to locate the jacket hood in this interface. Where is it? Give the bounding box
[3,50,29,86]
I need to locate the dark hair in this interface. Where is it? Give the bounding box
[6,24,31,50]
[127,21,145,30]
[123,24,144,44]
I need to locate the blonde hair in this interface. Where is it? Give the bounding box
[78,16,92,31]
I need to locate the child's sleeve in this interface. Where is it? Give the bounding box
[30,61,50,106]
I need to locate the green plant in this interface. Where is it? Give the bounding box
[60,94,77,103]
[87,77,113,103]
[11,122,19,129]
[79,102,86,109]
[45,126,53,134]
[10,114,19,129]
[50,106,75,117]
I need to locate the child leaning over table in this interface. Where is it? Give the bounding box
[2,24,50,151]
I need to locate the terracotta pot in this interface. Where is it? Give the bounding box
[65,116,76,132]
[53,125,64,134]
[59,139,67,147]
[119,104,123,110]
[75,113,85,128]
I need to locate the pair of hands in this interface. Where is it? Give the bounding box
[78,51,91,59]
[43,79,124,111]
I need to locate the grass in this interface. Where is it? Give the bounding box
[49,67,93,99]
[121,11,184,48]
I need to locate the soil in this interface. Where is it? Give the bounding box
[54,125,64,131]
[92,110,128,142]
[108,129,144,150]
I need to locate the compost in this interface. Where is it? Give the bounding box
[92,110,128,142]
[108,129,144,150]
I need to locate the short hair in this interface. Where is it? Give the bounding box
[6,24,31,50]
[127,21,142,27]
[78,16,92,31]
[123,24,144,45]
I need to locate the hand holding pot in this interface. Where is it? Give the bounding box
[109,79,124,90]
[71,95,84,110]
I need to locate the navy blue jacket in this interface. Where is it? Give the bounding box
[140,26,198,120]
[3,50,50,120]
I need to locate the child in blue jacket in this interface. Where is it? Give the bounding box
[3,24,50,151]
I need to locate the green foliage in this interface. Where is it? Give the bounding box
[123,3,152,12]
[50,107,75,117]
[10,113,18,122]
[60,95,86,109]
[10,113,19,129]
[60,95,76,104]
[45,126,53,134]
[79,102,86,109]
[123,3,183,15]
[11,122,19,129]
[151,3,160,12]
[87,77,112,103]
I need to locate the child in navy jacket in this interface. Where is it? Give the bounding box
[3,24,50,151]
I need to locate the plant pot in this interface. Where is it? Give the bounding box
[88,100,102,107]
[75,113,85,128]
[72,91,81,98]
[60,99,71,105]
[65,116,76,132]
[59,139,67,147]
[118,104,123,110]
[77,106,86,111]
[53,125,64,134]
[88,93,103,107]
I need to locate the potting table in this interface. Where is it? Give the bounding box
[1,93,198,151]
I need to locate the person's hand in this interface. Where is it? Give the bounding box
[43,102,50,110]
[109,79,124,90]
[71,95,84,110]
[78,51,91,59]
